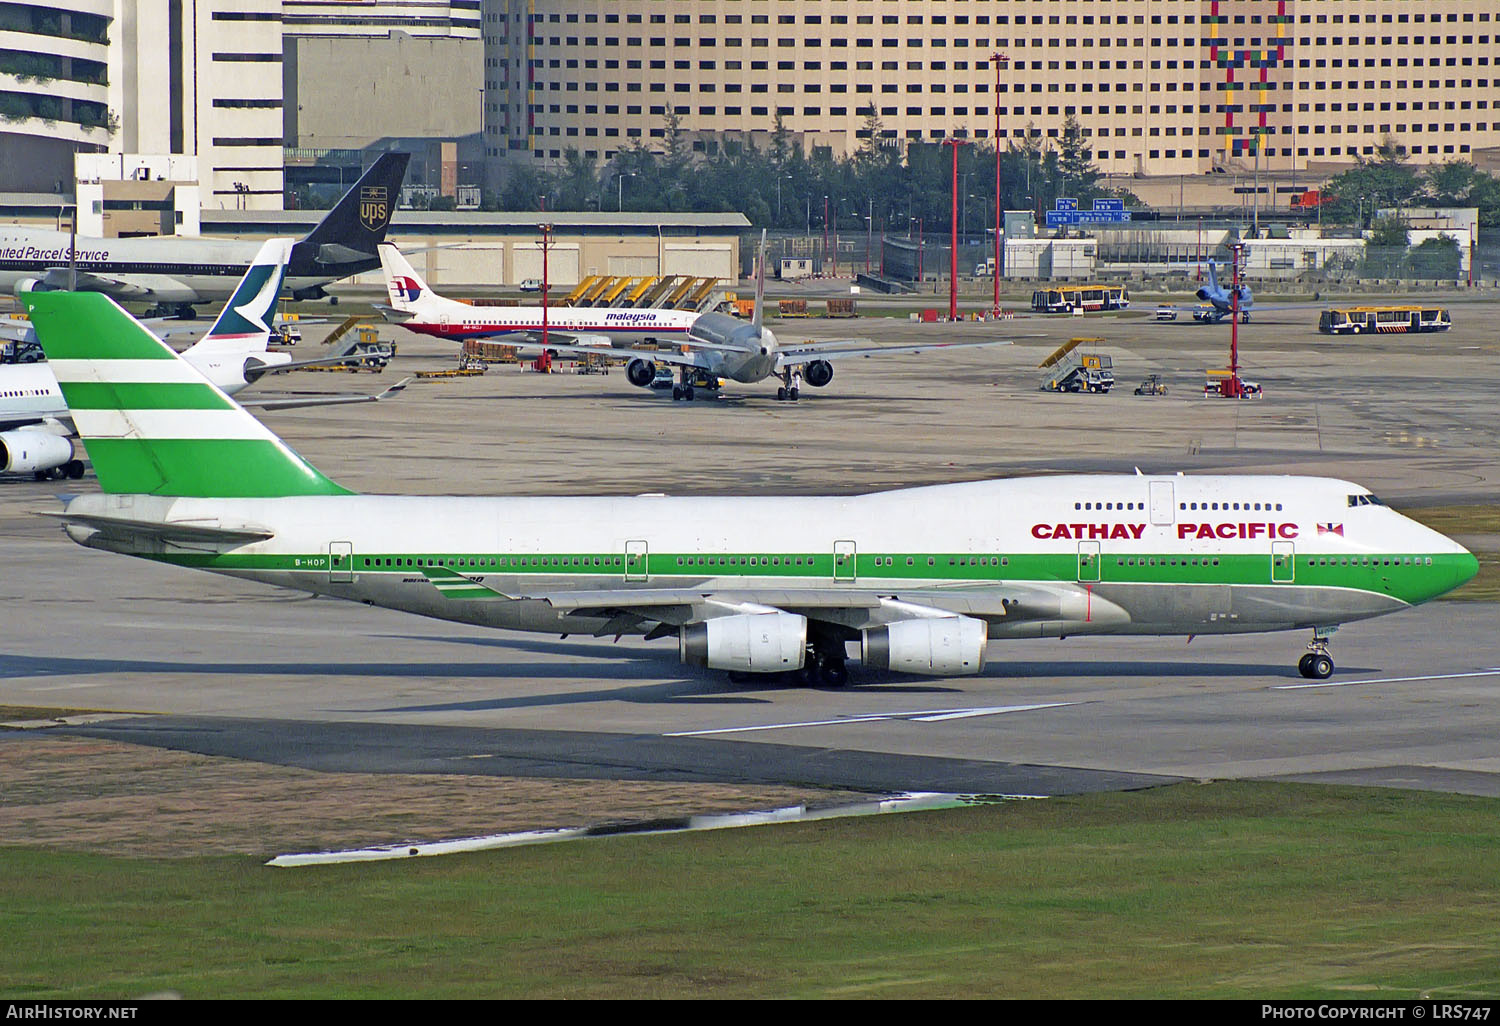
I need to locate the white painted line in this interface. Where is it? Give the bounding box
[666,702,1077,737]
[267,791,1050,867]
[1274,668,1500,691]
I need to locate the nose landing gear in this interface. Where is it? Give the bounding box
[1297,626,1338,679]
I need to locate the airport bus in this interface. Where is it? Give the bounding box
[1317,306,1451,335]
[1030,284,1130,313]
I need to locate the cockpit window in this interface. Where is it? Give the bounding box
[1347,494,1385,507]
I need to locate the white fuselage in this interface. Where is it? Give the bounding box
[0,228,329,305]
[61,474,1476,643]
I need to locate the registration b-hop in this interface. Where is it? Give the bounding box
[25,293,1479,686]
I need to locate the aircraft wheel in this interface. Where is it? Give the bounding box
[672,385,682,401]
[818,660,850,687]
[777,386,787,401]
[1297,654,1315,677]
[66,461,85,479]
[1308,655,1334,679]
[789,387,799,401]
[32,470,46,482]
[684,386,695,402]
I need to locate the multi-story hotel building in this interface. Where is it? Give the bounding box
[482,0,1500,178]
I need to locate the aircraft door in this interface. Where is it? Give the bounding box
[834,540,856,582]
[329,541,354,584]
[1149,481,1175,525]
[1077,541,1101,583]
[1272,541,1295,583]
[625,540,648,582]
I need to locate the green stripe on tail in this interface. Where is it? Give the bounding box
[23,291,352,498]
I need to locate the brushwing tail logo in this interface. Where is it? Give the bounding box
[360,186,390,232]
[391,276,422,304]
[1317,523,1344,536]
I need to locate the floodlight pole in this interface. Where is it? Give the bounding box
[943,137,967,321]
[991,52,1008,317]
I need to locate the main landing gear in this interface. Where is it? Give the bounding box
[671,366,695,402]
[1297,626,1338,679]
[776,368,800,402]
[723,642,850,687]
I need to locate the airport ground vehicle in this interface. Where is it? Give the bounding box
[1154,305,1178,321]
[1204,369,1262,398]
[1030,284,1129,313]
[1038,338,1114,394]
[519,279,543,292]
[1317,306,1451,335]
[1134,374,1168,396]
[1,339,43,363]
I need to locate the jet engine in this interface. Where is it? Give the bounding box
[679,612,807,673]
[626,358,657,388]
[803,360,834,388]
[862,616,987,676]
[241,355,270,385]
[13,278,43,297]
[0,429,78,477]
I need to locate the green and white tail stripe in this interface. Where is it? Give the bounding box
[23,291,350,498]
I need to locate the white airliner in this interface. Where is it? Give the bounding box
[376,241,699,351]
[0,153,409,316]
[381,236,1020,402]
[25,289,1479,683]
[0,239,405,480]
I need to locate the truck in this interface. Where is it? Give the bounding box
[1037,338,1115,394]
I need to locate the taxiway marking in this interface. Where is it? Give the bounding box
[665,702,1076,737]
[1274,668,1500,691]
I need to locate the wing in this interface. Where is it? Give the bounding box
[239,377,411,412]
[37,267,160,299]
[775,337,1018,368]
[417,566,1106,638]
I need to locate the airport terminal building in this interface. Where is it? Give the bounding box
[483,0,1500,178]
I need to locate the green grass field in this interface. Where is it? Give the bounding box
[1403,505,1500,602]
[3,781,1498,999]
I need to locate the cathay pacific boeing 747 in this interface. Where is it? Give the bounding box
[24,291,1478,684]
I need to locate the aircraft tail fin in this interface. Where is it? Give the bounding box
[752,229,767,331]
[378,242,432,313]
[22,292,351,498]
[183,238,293,358]
[296,151,410,261]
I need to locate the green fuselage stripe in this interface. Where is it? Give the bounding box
[78,438,352,498]
[58,381,236,411]
[145,548,1478,606]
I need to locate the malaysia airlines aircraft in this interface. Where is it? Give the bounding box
[382,235,1018,403]
[1,239,404,480]
[25,290,1477,683]
[376,241,699,349]
[0,152,409,316]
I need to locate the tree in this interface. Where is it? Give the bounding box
[1405,236,1461,280]
[1361,215,1409,277]
[1056,114,1102,201]
[1322,150,1421,226]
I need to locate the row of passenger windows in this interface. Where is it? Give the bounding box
[1182,501,1285,512]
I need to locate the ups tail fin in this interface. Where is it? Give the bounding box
[183,238,292,358]
[297,151,410,259]
[378,242,431,312]
[23,292,351,498]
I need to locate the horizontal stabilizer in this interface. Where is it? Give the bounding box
[41,511,274,545]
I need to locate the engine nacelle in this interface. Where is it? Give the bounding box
[13,278,43,297]
[626,358,657,388]
[241,355,269,385]
[803,359,834,388]
[680,612,807,673]
[862,616,987,676]
[0,429,74,475]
